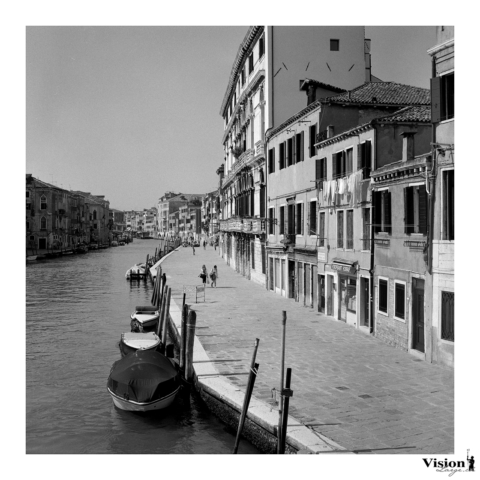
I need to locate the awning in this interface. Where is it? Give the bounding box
[330,258,358,274]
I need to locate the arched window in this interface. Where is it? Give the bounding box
[40,195,47,210]
[259,169,265,184]
[40,216,47,230]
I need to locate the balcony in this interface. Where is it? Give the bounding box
[282,233,296,245]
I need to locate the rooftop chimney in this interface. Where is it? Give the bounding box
[365,38,372,83]
[401,132,416,161]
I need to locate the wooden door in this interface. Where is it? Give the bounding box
[412,278,425,352]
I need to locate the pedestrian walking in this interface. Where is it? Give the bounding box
[192,244,195,255]
[199,265,208,285]
[209,265,218,287]
[203,240,206,250]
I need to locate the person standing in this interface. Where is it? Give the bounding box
[209,265,218,287]
[203,240,206,250]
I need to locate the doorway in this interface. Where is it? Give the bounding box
[338,276,347,322]
[319,274,325,313]
[412,278,425,352]
[360,277,370,327]
[288,260,295,298]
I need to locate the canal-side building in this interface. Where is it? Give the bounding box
[74,192,111,245]
[218,25,371,287]
[428,27,454,367]
[202,189,221,239]
[157,191,181,237]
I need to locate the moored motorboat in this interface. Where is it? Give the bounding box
[107,350,180,412]
[75,245,88,254]
[26,255,37,262]
[130,306,159,332]
[119,331,161,357]
[125,263,146,279]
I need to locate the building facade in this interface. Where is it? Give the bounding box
[428,27,454,367]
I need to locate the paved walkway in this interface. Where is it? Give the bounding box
[161,245,454,454]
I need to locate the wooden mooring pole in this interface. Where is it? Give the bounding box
[180,301,188,372]
[277,311,287,454]
[233,338,260,454]
[156,285,167,337]
[279,368,293,454]
[160,287,171,354]
[185,309,197,382]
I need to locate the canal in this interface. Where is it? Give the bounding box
[26,240,260,454]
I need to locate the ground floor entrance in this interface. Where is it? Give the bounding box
[412,277,425,353]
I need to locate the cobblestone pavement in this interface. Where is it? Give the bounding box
[161,245,454,454]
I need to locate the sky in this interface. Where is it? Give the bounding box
[26,26,436,211]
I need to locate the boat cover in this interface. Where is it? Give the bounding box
[133,313,159,325]
[107,350,178,403]
[121,332,160,349]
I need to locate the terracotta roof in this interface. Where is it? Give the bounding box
[371,105,431,123]
[220,26,264,116]
[322,81,430,106]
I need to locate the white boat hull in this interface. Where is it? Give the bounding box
[108,386,180,412]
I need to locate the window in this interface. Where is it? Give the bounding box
[431,72,454,122]
[261,245,266,274]
[358,140,372,179]
[378,278,388,314]
[362,208,371,250]
[330,39,339,51]
[373,190,392,234]
[268,207,275,234]
[296,203,304,235]
[248,52,254,74]
[319,212,325,247]
[443,170,454,240]
[279,142,286,169]
[41,216,47,230]
[346,209,354,249]
[279,206,285,234]
[404,185,428,235]
[316,157,327,183]
[287,137,294,167]
[345,148,353,174]
[241,67,245,86]
[394,282,406,320]
[40,195,47,210]
[295,132,304,162]
[268,147,276,174]
[309,201,317,235]
[337,210,344,248]
[333,149,353,178]
[26,191,30,199]
[93,210,97,220]
[441,291,454,342]
[309,124,317,158]
[287,203,295,235]
[259,35,265,58]
[26,220,30,231]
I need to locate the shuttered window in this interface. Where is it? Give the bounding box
[287,137,293,167]
[287,203,295,235]
[441,291,454,341]
[279,206,285,234]
[309,201,317,235]
[268,147,275,174]
[346,209,354,249]
[443,170,454,240]
[373,191,392,234]
[431,73,454,123]
[279,142,286,170]
[309,124,317,158]
[260,185,266,218]
[248,52,254,74]
[334,151,346,178]
[379,278,388,314]
[394,282,405,320]
[358,141,372,179]
[259,35,265,58]
[316,157,327,183]
[362,208,370,250]
[337,210,344,248]
[404,185,428,235]
[319,212,325,247]
[296,203,304,235]
[261,244,266,274]
[268,208,275,234]
[345,148,353,175]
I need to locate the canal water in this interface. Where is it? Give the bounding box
[26,240,260,454]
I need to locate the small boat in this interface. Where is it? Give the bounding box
[107,350,180,412]
[119,331,161,357]
[125,263,146,279]
[75,245,88,254]
[89,243,99,250]
[119,241,125,246]
[111,241,118,247]
[26,255,37,262]
[130,306,159,332]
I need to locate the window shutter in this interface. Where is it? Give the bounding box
[431,77,442,123]
[332,153,337,178]
[357,143,363,172]
[373,191,382,233]
[301,131,305,161]
[272,147,275,172]
[286,140,290,166]
[292,136,296,164]
[365,141,372,178]
[322,158,327,179]
[301,204,304,235]
[404,187,414,234]
[315,159,321,182]
[384,191,392,234]
[418,185,428,235]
